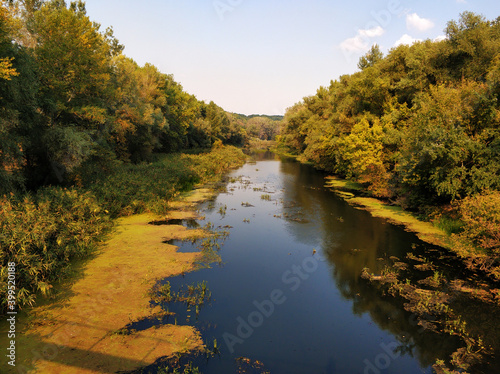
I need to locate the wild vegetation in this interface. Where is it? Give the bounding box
[0,0,247,313]
[0,146,245,313]
[275,11,500,373]
[278,12,500,280]
[0,0,247,194]
[231,113,282,149]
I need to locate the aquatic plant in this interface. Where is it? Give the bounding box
[218,204,227,217]
[362,256,495,374]
[149,280,211,323]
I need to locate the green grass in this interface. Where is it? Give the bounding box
[324,176,363,192]
[435,215,464,235]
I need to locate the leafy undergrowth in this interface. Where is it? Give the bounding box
[85,144,246,217]
[449,192,500,281]
[0,145,245,313]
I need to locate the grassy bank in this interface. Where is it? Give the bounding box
[324,175,500,282]
[0,145,246,314]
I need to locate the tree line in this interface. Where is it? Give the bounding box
[278,12,500,277]
[0,0,248,194]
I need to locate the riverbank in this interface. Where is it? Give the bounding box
[1,146,246,373]
[272,151,450,249]
[0,145,246,312]
[274,151,500,372]
[17,210,208,373]
[321,177,500,373]
[323,175,500,283]
[324,176,450,249]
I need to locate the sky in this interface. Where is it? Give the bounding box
[82,0,500,116]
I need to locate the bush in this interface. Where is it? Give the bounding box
[0,188,111,311]
[458,192,500,253]
[87,154,197,217]
[85,146,245,217]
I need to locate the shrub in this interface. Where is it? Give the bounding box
[458,192,500,253]
[0,188,111,311]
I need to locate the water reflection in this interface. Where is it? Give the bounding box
[136,153,497,374]
[277,157,463,371]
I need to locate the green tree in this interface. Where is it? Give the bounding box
[32,0,117,125]
[445,11,500,81]
[0,2,39,191]
[110,56,168,162]
[397,82,499,205]
[357,44,383,70]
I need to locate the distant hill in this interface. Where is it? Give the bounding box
[233,113,284,122]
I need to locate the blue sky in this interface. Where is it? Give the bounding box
[83,0,500,115]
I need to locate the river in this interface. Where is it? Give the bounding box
[135,152,491,374]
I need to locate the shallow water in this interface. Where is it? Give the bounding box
[141,152,473,373]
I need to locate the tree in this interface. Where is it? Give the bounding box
[279,12,500,208]
[0,2,32,192]
[32,0,117,126]
[0,6,18,80]
[396,82,499,204]
[279,102,310,154]
[358,44,383,70]
[445,11,500,81]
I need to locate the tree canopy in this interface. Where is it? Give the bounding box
[0,0,247,193]
[279,12,500,208]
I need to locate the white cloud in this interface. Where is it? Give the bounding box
[434,35,447,42]
[359,26,385,38]
[340,26,385,53]
[394,34,422,47]
[406,13,435,32]
[340,36,368,52]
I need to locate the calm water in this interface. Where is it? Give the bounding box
[140,152,470,374]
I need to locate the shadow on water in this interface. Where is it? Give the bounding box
[129,152,499,374]
[148,218,200,229]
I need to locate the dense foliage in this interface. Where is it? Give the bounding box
[278,12,500,275]
[279,13,500,205]
[0,0,246,194]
